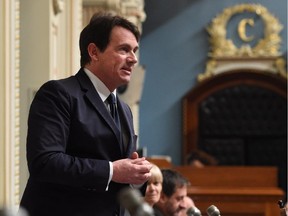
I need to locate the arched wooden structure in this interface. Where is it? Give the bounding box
[182,69,287,192]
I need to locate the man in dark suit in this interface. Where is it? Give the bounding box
[20,13,152,216]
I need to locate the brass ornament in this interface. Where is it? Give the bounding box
[206,3,283,57]
[198,60,217,81]
[197,4,287,82]
[275,57,288,78]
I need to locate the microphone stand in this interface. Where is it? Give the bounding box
[118,187,155,216]
[206,205,221,216]
[186,206,202,216]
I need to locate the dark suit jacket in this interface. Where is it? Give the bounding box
[20,69,142,216]
[153,206,164,216]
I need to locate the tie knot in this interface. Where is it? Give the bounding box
[107,93,116,105]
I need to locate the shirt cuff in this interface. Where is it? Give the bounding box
[105,161,113,191]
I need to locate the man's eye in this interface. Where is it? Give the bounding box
[120,47,129,52]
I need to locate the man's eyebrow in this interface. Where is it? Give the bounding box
[120,43,138,48]
[118,43,139,51]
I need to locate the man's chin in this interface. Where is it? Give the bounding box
[121,77,131,84]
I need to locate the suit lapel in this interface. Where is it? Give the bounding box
[75,69,122,145]
[117,100,135,156]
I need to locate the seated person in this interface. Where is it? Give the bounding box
[186,150,218,168]
[122,164,163,216]
[279,200,288,216]
[179,196,196,216]
[144,164,163,207]
[154,169,189,216]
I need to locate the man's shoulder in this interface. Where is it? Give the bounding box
[41,69,86,91]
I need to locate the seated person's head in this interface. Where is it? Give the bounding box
[144,164,163,206]
[187,150,218,168]
[154,169,189,216]
[179,196,196,216]
[279,200,288,216]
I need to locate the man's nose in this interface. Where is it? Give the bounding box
[127,52,138,65]
[179,200,186,208]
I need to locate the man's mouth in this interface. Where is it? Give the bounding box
[121,67,132,74]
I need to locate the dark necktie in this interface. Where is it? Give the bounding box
[107,93,121,130]
[107,94,127,152]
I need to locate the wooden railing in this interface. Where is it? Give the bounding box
[147,158,284,216]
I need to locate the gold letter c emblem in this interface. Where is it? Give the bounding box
[238,18,255,42]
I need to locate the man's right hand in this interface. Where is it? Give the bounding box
[112,152,152,184]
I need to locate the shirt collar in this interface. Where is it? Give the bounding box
[83,68,117,102]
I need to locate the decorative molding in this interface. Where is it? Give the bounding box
[51,0,83,79]
[82,0,146,32]
[53,0,65,15]
[207,4,283,58]
[3,0,21,208]
[198,4,287,82]
[12,0,20,207]
[198,57,287,82]
[70,0,83,74]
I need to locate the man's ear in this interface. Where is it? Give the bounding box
[87,43,99,61]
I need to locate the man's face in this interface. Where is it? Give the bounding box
[161,186,187,216]
[96,26,139,91]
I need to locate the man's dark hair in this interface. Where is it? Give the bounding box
[79,13,140,67]
[161,169,189,197]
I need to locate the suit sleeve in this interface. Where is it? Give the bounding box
[26,80,110,191]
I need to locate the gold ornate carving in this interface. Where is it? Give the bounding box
[197,4,287,82]
[207,3,283,57]
[275,57,288,78]
[197,60,217,81]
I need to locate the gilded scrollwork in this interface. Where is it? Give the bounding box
[207,3,283,57]
[198,60,217,82]
[198,4,287,82]
[275,57,288,79]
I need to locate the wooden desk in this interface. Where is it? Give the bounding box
[173,166,284,216]
[188,187,283,216]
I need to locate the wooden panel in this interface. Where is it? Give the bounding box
[182,70,287,197]
[182,70,287,164]
[188,187,283,216]
[172,166,284,216]
[173,166,278,187]
[146,157,172,168]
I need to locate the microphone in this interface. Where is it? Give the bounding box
[118,187,154,216]
[186,206,202,216]
[0,207,29,216]
[206,205,221,216]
